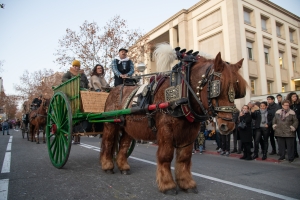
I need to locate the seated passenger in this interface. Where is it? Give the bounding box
[62,60,89,89]
[90,64,110,92]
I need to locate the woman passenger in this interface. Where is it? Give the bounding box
[90,64,110,92]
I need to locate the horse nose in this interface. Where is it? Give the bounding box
[219,124,228,132]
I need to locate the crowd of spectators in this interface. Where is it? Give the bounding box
[192,92,300,163]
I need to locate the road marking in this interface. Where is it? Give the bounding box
[6,143,11,152]
[80,143,298,200]
[0,179,9,200]
[8,136,12,143]
[1,152,11,173]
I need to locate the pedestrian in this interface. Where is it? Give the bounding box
[16,119,21,130]
[273,100,298,163]
[231,107,241,153]
[276,94,283,109]
[251,102,271,160]
[2,120,10,135]
[111,48,134,87]
[89,64,110,92]
[239,105,253,160]
[267,95,280,155]
[286,92,300,158]
[62,60,89,89]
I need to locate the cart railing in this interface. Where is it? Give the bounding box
[52,75,81,115]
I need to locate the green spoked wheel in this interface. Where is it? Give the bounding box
[46,92,72,169]
[127,139,136,157]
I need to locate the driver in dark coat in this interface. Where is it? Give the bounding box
[31,95,43,109]
[111,48,134,87]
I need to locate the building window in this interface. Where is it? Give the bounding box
[289,28,296,43]
[292,56,297,72]
[264,47,270,64]
[276,22,282,37]
[244,10,251,24]
[279,52,284,69]
[243,7,253,26]
[250,79,255,95]
[282,84,287,92]
[247,41,254,60]
[261,16,269,32]
[267,82,272,94]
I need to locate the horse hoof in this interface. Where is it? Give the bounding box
[120,170,130,175]
[163,188,178,195]
[104,169,114,174]
[184,187,198,194]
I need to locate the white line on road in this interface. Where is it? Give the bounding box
[1,152,11,174]
[80,143,298,200]
[6,143,11,152]
[8,136,12,143]
[0,179,9,200]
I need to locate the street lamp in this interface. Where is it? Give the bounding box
[137,63,146,73]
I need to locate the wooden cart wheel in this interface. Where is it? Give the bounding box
[46,92,72,169]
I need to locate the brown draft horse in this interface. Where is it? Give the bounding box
[29,98,50,144]
[100,43,247,194]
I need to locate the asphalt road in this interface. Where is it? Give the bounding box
[0,129,299,200]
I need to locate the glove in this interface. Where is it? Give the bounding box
[290,126,296,131]
[272,124,277,129]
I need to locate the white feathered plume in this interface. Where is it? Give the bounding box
[153,43,177,72]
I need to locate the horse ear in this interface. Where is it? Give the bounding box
[214,52,224,72]
[235,58,244,69]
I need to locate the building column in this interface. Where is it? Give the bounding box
[169,27,178,49]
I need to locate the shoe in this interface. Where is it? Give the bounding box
[7,134,10,135]
[225,152,230,157]
[278,157,285,161]
[289,159,294,163]
[192,150,195,154]
[269,151,276,155]
[199,152,203,155]
[262,154,267,160]
[231,149,237,153]
[217,148,222,153]
[220,151,226,155]
[294,153,299,158]
[252,154,258,159]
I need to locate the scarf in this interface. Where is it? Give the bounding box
[280,108,290,121]
[260,109,268,127]
[115,56,129,64]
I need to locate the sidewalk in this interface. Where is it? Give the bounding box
[194,138,300,165]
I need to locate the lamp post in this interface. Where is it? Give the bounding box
[136,63,146,84]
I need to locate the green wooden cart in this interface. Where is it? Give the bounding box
[46,75,136,169]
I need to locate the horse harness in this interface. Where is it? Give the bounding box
[121,48,238,135]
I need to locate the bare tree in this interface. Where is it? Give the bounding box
[54,15,152,84]
[14,69,63,104]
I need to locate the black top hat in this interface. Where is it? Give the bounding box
[119,48,128,52]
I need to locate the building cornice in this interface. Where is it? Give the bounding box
[258,0,300,21]
[145,0,210,38]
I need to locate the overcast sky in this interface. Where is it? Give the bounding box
[0,0,299,96]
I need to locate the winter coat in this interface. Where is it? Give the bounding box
[90,75,109,91]
[238,112,253,142]
[290,103,300,121]
[267,102,280,125]
[62,67,89,89]
[272,109,298,137]
[251,109,272,129]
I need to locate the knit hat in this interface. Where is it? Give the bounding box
[72,60,81,67]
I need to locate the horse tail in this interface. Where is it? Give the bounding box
[153,43,177,72]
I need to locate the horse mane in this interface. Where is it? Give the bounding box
[153,43,177,72]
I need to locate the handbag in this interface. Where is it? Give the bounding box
[238,121,246,129]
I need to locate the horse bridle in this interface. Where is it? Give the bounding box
[180,60,236,122]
